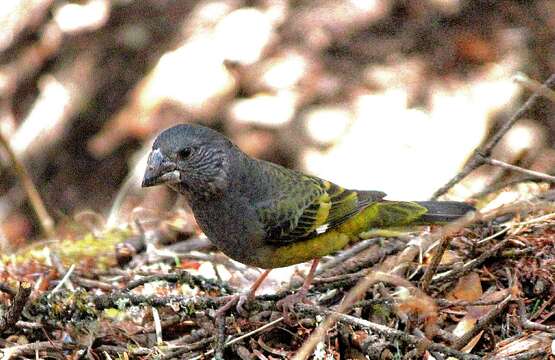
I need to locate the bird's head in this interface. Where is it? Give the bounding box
[142,124,234,198]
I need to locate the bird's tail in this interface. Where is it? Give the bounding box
[345,200,474,235]
[365,200,475,229]
[414,201,475,224]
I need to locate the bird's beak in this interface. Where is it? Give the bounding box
[142,148,181,187]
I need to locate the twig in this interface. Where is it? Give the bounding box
[360,334,390,359]
[477,226,509,245]
[50,263,75,294]
[125,270,233,293]
[482,157,555,183]
[312,268,369,291]
[152,307,163,345]
[502,349,547,360]
[0,283,17,297]
[49,253,75,291]
[318,238,407,278]
[452,295,511,350]
[437,298,511,308]
[420,232,451,292]
[93,292,229,311]
[514,72,555,103]
[518,299,555,333]
[0,340,63,360]
[316,237,386,275]
[214,313,227,359]
[72,276,115,291]
[431,73,555,199]
[431,238,511,284]
[297,304,481,360]
[512,211,555,226]
[96,345,152,357]
[15,321,43,329]
[0,282,32,334]
[0,129,55,238]
[158,337,215,360]
[188,317,285,360]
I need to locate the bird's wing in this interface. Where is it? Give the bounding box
[255,164,385,244]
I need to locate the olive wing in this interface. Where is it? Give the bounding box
[256,166,385,244]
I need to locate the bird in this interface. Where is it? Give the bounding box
[142,124,474,314]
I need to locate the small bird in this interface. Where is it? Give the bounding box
[142,124,474,313]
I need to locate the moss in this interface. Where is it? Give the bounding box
[29,289,98,327]
[371,303,392,322]
[1,228,132,271]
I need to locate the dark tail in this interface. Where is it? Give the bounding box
[415,201,475,224]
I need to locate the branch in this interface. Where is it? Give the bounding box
[0,281,32,334]
[452,295,511,350]
[431,73,555,199]
[125,270,233,293]
[431,238,511,284]
[420,231,451,292]
[482,157,555,183]
[0,129,55,238]
[514,72,555,103]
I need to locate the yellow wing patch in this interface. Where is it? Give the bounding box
[311,192,331,233]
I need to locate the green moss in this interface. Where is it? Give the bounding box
[371,303,392,322]
[1,228,132,271]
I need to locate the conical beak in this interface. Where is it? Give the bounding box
[142,148,181,187]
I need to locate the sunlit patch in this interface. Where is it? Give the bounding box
[261,52,309,90]
[213,8,275,65]
[139,35,236,115]
[12,76,70,156]
[302,62,522,200]
[304,106,352,145]
[349,0,380,12]
[54,0,110,34]
[504,121,541,153]
[428,0,462,14]
[229,91,298,127]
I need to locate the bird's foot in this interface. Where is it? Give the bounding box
[215,269,272,318]
[216,292,254,318]
[276,288,312,323]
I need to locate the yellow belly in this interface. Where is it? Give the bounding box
[248,201,426,269]
[253,230,354,268]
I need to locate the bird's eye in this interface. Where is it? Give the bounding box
[178,147,193,159]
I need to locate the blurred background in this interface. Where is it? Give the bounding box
[1,0,555,247]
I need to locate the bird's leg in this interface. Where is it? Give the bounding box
[216,269,271,317]
[276,258,319,319]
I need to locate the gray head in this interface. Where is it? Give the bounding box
[142,124,236,198]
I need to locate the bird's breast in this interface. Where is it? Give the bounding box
[189,195,267,266]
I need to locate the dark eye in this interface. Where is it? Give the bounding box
[178,147,193,159]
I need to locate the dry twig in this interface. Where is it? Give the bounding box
[518,299,555,333]
[0,282,32,334]
[481,157,555,183]
[432,73,555,199]
[0,341,63,360]
[452,295,512,350]
[420,231,453,292]
[0,130,54,238]
[125,269,232,293]
[432,238,512,285]
[514,72,555,103]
